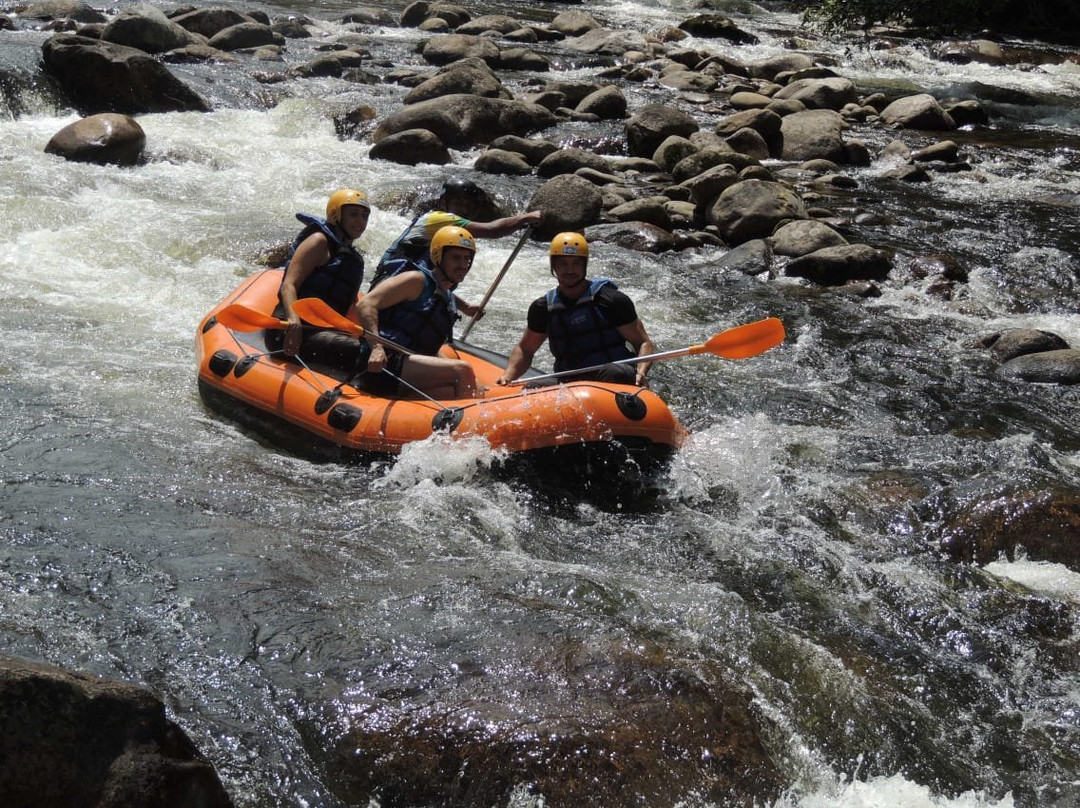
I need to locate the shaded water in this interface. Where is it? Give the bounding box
[1,1,1079,807]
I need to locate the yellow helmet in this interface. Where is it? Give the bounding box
[430,225,476,266]
[325,188,370,225]
[550,232,589,262]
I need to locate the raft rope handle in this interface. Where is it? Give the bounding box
[238,347,335,397]
[379,368,455,412]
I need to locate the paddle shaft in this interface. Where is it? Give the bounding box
[508,317,785,385]
[459,226,532,341]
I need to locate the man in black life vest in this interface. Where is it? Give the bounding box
[495,232,655,387]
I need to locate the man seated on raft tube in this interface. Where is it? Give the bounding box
[496,232,656,388]
[356,225,486,400]
[268,188,371,369]
[371,176,540,286]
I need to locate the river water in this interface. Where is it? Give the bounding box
[1,1,1078,807]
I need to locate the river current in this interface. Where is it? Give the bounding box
[1,1,1078,807]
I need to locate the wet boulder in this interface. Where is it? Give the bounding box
[0,655,233,808]
[748,53,815,81]
[373,93,557,149]
[310,643,781,808]
[22,0,105,24]
[606,196,674,231]
[489,134,558,165]
[456,14,521,35]
[725,127,770,160]
[939,489,1080,569]
[369,128,451,165]
[769,219,848,257]
[678,14,758,44]
[475,147,533,175]
[779,109,849,162]
[999,349,1080,384]
[589,221,677,252]
[715,239,774,276]
[400,1,471,29]
[626,104,699,158]
[784,244,893,285]
[101,3,197,53]
[422,33,501,66]
[881,93,957,130]
[974,328,1070,363]
[403,58,511,103]
[495,48,550,72]
[550,10,601,37]
[707,179,808,245]
[41,34,211,114]
[527,174,604,238]
[576,85,627,119]
[562,27,656,58]
[537,147,612,178]
[44,112,146,166]
[171,8,255,39]
[653,135,699,172]
[678,163,740,207]
[772,77,859,111]
[206,22,284,51]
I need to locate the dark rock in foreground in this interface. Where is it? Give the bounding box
[0,655,233,808]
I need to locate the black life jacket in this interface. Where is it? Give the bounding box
[546,278,635,372]
[282,213,364,316]
[376,257,457,356]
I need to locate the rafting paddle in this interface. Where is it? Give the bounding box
[510,316,786,385]
[292,297,415,356]
[459,225,532,341]
[215,303,288,331]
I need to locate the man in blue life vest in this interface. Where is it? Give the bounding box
[372,177,540,286]
[495,232,655,387]
[356,226,485,399]
[268,188,370,367]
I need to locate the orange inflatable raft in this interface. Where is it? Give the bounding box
[196,270,687,475]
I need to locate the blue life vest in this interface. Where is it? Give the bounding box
[283,213,364,316]
[546,278,634,372]
[376,257,457,356]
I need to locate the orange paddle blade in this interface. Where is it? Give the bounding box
[695,317,786,359]
[216,304,287,332]
[292,298,365,337]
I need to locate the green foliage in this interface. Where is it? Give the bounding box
[794,0,1080,41]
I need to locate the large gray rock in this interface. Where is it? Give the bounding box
[999,350,1080,384]
[171,8,254,39]
[576,85,627,119]
[770,219,848,257]
[422,33,500,66]
[881,93,957,130]
[708,179,808,245]
[772,77,859,111]
[403,58,511,103]
[527,175,604,238]
[22,0,105,23]
[779,109,848,162]
[373,93,557,149]
[626,104,699,158]
[550,10,600,36]
[44,113,146,166]
[562,28,656,57]
[537,147,612,178]
[677,14,758,44]
[206,22,284,51]
[400,1,471,29]
[41,34,211,114]
[975,329,1070,363]
[587,221,677,253]
[784,244,893,285]
[101,3,196,53]
[0,655,233,808]
[369,128,451,165]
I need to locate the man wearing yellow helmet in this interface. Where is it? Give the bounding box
[371,177,540,286]
[496,232,655,387]
[269,188,371,365]
[355,225,484,399]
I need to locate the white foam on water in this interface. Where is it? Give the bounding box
[771,773,1015,808]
